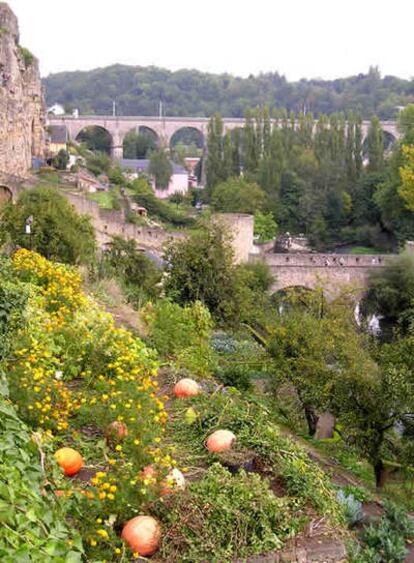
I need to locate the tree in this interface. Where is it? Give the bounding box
[363,253,414,333]
[123,131,156,159]
[367,115,384,172]
[52,149,69,170]
[164,220,243,325]
[211,177,265,214]
[206,113,225,191]
[254,211,277,243]
[331,337,414,487]
[267,289,364,436]
[398,145,414,212]
[103,236,162,307]
[149,149,173,190]
[0,187,96,264]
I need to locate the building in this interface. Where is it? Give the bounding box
[119,159,190,199]
[47,103,65,116]
[48,125,68,155]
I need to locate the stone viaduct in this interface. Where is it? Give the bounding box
[262,252,393,298]
[48,115,401,160]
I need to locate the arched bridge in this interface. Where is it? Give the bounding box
[263,252,396,297]
[48,115,401,160]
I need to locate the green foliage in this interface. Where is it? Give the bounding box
[153,464,301,561]
[44,64,413,120]
[350,501,413,562]
[78,127,112,156]
[149,149,173,190]
[0,266,28,360]
[100,236,162,307]
[254,210,278,242]
[336,490,363,525]
[130,177,193,226]
[52,149,69,170]
[85,151,112,176]
[214,364,253,391]
[0,187,96,265]
[18,46,34,67]
[363,253,414,331]
[0,393,84,561]
[123,131,156,158]
[143,299,216,375]
[211,177,265,213]
[174,390,343,523]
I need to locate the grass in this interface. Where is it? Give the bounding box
[87,190,117,209]
[349,246,386,255]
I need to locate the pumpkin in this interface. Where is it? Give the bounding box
[54,447,83,476]
[174,378,201,398]
[160,468,186,496]
[140,464,156,480]
[122,515,161,556]
[105,421,129,444]
[206,430,236,453]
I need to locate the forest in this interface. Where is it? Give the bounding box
[203,105,414,250]
[43,64,414,119]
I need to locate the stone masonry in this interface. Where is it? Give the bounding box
[0,3,46,177]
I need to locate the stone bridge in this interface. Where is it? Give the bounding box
[48,115,400,160]
[262,252,396,298]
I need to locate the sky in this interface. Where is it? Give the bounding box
[6,0,414,81]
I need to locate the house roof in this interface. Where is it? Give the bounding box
[119,159,187,175]
[49,125,68,144]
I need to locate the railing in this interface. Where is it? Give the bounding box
[264,253,395,268]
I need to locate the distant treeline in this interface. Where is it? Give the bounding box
[43,64,414,119]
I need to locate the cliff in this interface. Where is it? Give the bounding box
[0,3,46,176]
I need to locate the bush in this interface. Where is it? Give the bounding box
[215,364,253,392]
[0,187,96,265]
[4,250,172,560]
[0,390,84,561]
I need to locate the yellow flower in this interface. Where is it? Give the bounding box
[115,445,122,451]
[96,529,109,539]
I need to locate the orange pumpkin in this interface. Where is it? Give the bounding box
[206,430,236,453]
[140,464,156,480]
[160,468,186,496]
[54,447,83,476]
[105,421,129,444]
[122,515,161,556]
[174,378,201,398]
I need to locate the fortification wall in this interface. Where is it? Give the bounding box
[65,191,185,252]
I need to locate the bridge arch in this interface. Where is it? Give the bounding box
[75,125,113,155]
[122,126,159,159]
[169,126,204,156]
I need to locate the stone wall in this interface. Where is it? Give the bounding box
[0,3,46,177]
[65,191,185,253]
[215,213,256,264]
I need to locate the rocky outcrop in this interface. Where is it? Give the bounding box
[0,3,46,177]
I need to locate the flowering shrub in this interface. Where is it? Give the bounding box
[4,250,174,559]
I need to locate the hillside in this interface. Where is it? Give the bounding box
[43,64,414,119]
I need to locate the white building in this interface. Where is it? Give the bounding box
[119,159,189,199]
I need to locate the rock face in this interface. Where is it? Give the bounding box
[0,3,46,177]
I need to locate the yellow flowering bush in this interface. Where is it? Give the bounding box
[5,250,175,559]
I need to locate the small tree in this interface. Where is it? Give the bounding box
[211,177,265,214]
[254,211,278,243]
[149,149,173,190]
[164,219,243,325]
[0,187,96,264]
[52,149,69,170]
